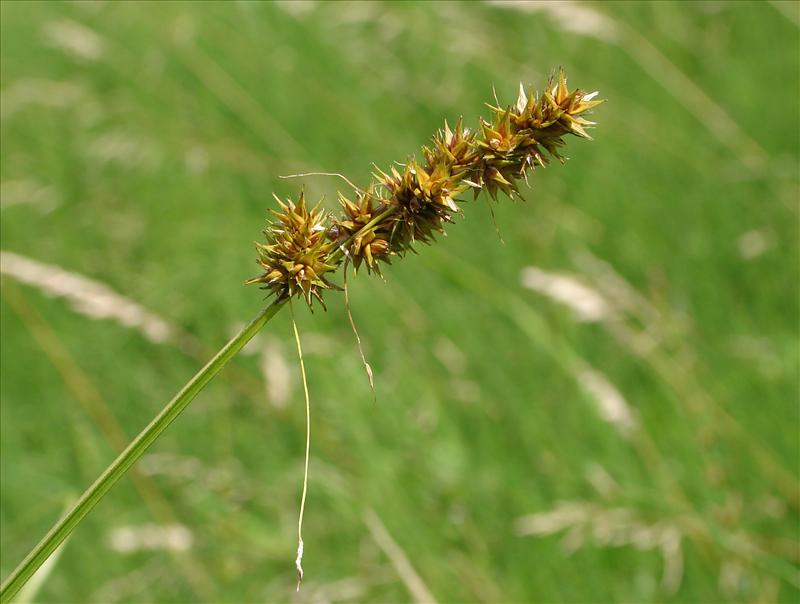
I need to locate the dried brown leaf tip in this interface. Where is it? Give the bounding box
[249,68,603,306]
[246,190,339,310]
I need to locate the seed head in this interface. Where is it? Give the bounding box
[510,67,604,144]
[375,159,468,253]
[474,107,531,200]
[424,117,478,178]
[249,69,604,306]
[331,187,393,274]
[474,68,605,199]
[247,191,339,309]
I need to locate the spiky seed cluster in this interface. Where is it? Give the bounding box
[511,69,603,144]
[246,191,339,309]
[474,69,604,200]
[250,68,603,308]
[374,159,466,252]
[333,120,477,272]
[332,188,392,274]
[424,118,479,181]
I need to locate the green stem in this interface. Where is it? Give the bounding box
[0,299,286,603]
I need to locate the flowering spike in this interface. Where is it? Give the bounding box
[250,69,603,307]
[247,190,339,309]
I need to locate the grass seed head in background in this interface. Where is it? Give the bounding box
[249,67,604,308]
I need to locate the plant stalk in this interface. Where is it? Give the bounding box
[0,299,285,603]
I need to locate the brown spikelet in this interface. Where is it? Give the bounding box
[246,191,339,309]
[374,158,469,254]
[473,68,605,199]
[331,187,393,274]
[424,117,478,179]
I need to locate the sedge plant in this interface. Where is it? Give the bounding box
[0,69,603,601]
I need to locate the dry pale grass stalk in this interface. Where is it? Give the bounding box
[289,301,312,590]
[364,509,438,604]
[0,251,174,343]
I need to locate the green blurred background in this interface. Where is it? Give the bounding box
[1,1,798,602]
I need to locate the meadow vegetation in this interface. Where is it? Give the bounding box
[1,1,798,602]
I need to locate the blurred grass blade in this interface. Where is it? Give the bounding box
[13,510,71,604]
[0,300,285,603]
